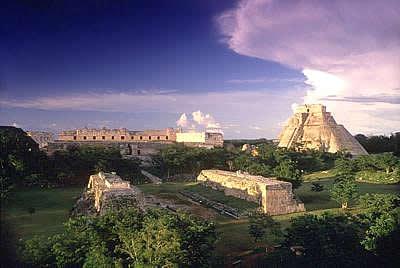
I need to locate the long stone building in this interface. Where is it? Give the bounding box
[197,169,305,215]
[278,104,368,156]
[47,127,223,156]
[58,128,176,143]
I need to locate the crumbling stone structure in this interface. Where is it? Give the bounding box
[27,131,54,148]
[278,104,368,156]
[86,172,144,214]
[197,170,305,215]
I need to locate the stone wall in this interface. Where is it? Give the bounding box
[50,127,223,155]
[87,172,144,214]
[176,131,223,147]
[197,170,305,215]
[58,128,176,143]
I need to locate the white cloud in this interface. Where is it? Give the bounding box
[249,126,262,130]
[12,122,20,128]
[175,110,222,131]
[192,110,221,129]
[176,113,188,128]
[218,0,400,134]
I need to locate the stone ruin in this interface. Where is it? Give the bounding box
[73,172,144,215]
[278,104,368,156]
[197,169,305,215]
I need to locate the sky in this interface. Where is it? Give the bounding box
[1,0,399,139]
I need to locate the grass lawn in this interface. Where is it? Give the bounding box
[185,184,258,212]
[3,187,83,240]
[303,169,336,181]
[296,179,400,211]
[138,182,258,213]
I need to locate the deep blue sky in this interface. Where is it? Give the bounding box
[0,1,320,138]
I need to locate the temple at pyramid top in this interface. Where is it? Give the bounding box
[278,104,368,156]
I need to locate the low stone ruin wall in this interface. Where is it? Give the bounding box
[263,183,305,215]
[197,169,305,215]
[73,172,144,216]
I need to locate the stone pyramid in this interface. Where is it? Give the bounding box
[278,104,368,156]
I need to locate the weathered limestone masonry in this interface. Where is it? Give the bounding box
[87,172,144,214]
[197,170,305,215]
[176,131,224,148]
[47,127,223,156]
[278,104,368,156]
[58,128,176,142]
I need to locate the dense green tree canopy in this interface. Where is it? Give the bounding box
[22,208,217,267]
[357,194,400,252]
[248,209,280,243]
[155,143,339,190]
[355,133,400,156]
[284,213,365,264]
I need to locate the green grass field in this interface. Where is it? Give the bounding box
[3,187,83,239]
[296,179,400,210]
[138,182,258,212]
[303,169,336,181]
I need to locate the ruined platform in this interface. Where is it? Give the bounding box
[197,169,305,215]
[85,172,144,214]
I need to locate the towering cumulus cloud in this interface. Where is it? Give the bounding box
[176,113,189,128]
[218,0,400,134]
[176,110,221,131]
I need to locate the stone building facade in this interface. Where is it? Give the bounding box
[278,104,368,156]
[58,128,176,143]
[48,127,223,156]
[176,131,223,148]
[197,169,305,215]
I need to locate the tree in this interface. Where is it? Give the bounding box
[355,133,400,155]
[330,179,358,209]
[375,225,400,264]
[0,126,47,186]
[374,153,399,174]
[21,236,56,266]
[273,158,303,189]
[248,210,280,243]
[119,217,183,266]
[361,211,398,252]
[21,208,217,267]
[94,159,109,173]
[247,163,273,177]
[358,194,400,252]
[334,157,356,181]
[0,176,13,201]
[358,193,399,215]
[284,213,364,264]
